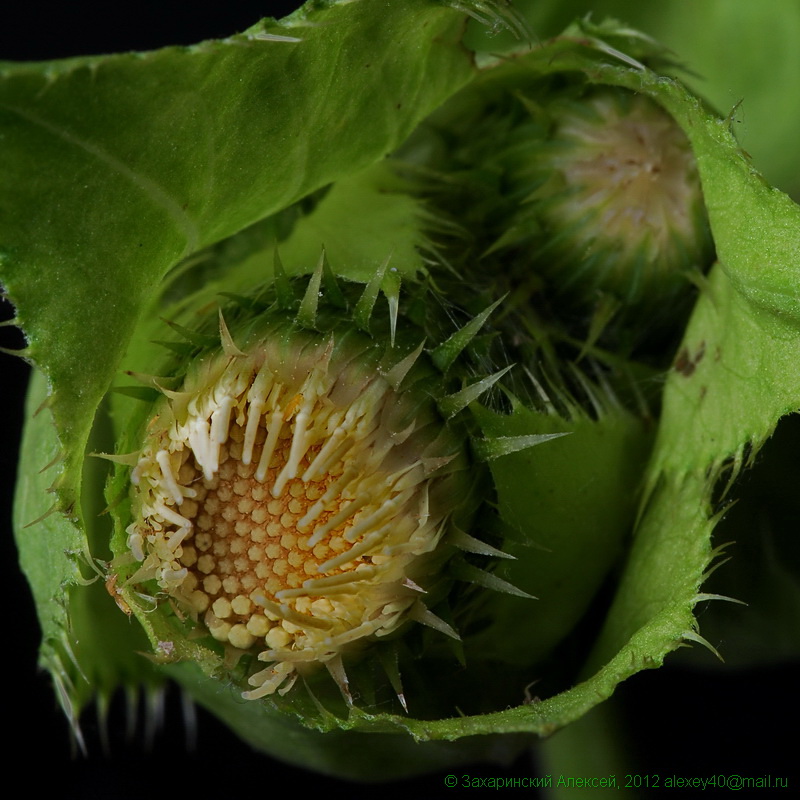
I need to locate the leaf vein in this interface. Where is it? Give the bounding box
[2,103,200,255]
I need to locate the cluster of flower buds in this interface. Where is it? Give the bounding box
[13,2,791,783]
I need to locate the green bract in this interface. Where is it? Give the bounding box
[3,0,799,781]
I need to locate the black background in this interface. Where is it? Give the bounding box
[1,2,797,797]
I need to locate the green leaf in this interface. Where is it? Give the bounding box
[13,371,83,661]
[169,662,525,780]
[14,370,161,724]
[276,161,433,283]
[468,400,653,669]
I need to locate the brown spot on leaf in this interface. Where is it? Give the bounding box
[675,341,706,377]
[675,348,693,376]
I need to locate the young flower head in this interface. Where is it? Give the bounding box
[506,88,713,320]
[393,82,712,350]
[120,306,476,699]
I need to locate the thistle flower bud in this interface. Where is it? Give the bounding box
[393,79,713,351]
[506,88,713,322]
[116,307,477,700]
